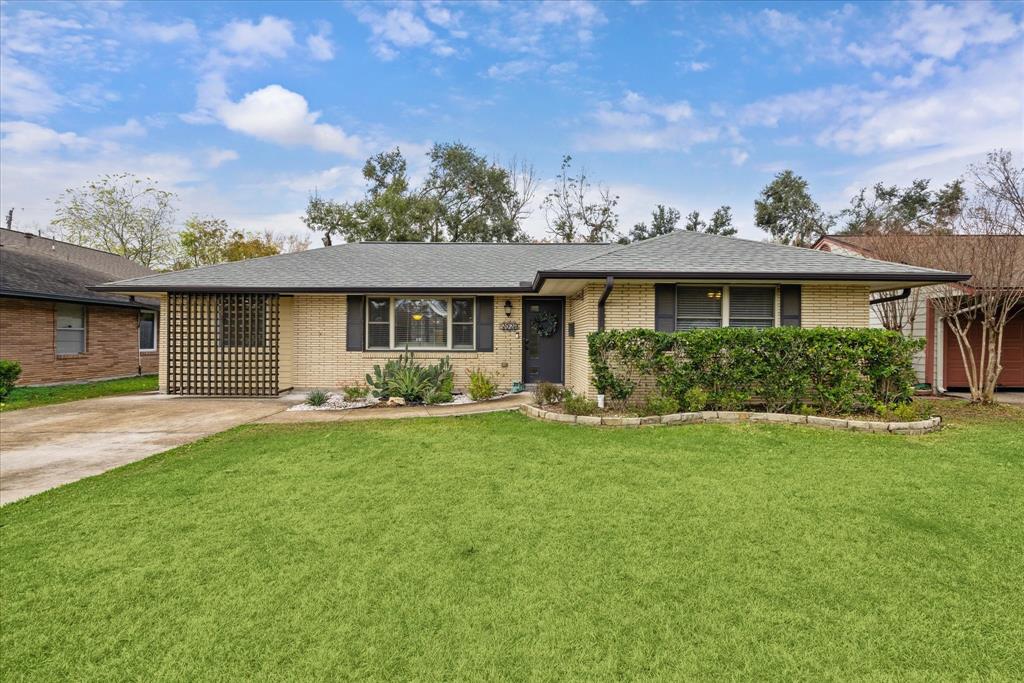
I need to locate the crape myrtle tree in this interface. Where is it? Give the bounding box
[926,150,1024,403]
[836,178,966,337]
[303,144,537,244]
[51,172,178,268]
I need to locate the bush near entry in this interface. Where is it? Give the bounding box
[589,327,922,416]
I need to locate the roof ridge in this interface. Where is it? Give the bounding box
[548,229,690,270]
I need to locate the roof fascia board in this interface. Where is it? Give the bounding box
[0,289,158,309]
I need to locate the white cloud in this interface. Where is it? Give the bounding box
[485,59,540,80]
[215,84,364,156]
[206,148,239,168]
[217,16,295,58]
[0,59,62,117]
[728,148,749,166]
[817,51,1022,155]
[354,6,454,60]
[578,91,717,152]
[893,1,1021,60]
[307,22,335,61]
[97,118,146,138]
[0,121,91,153]
[686,61,710,72]
[132,20,198,43]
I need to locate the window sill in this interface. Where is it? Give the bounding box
[140,349,158,354]
[364,349,481,356]
[56,353,86,359]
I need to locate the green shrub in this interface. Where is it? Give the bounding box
[424,389,453,405]
[305,388,329,407]
[0,360,22,398]
[534,381,563,406]
[562,390,598,416]
[638,391,680,416]
[682,386,709,412]
[797,404,817,416]
[343,385,369,401]
[877,400,926,422]
[466,368,498,401]
[589,328,921,416]
[366,351,454,404]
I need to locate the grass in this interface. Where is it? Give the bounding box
[0,374,157,412]
[2,404,1022,680]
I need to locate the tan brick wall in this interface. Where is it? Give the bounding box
[0,296,157,386]
[801,284,870,328]
[564,286,596,396]
[278,296,294,391]
[289,295,525,391]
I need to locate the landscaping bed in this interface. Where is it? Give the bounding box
[524,403,942,434]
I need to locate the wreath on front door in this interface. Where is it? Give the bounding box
[531,311,560,338]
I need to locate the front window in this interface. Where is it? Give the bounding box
[729,287,775,329]
[675,285,777,330]
[55,303,86,355]
[139,311,157,351]
[366,296,474,350]
[676,287,723,330]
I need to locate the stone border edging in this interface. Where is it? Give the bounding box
[520,405,941,435]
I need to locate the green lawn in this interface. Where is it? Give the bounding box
[0,374,157,412]
[2,404,1022,680]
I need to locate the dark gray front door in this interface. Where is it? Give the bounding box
[523,299,563,384]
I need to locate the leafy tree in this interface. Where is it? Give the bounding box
[175,218,308,270]
[51,172,178,268]
[222,231,280,262]
[626,205,680,242]
[542,155,620,243]
[707,206,737,236]
[754,170,831,246]
[838,179,964,235]
[421,142,529,242]
[176,216,228,269]
[683,210,704,233]
[304,144,536,244]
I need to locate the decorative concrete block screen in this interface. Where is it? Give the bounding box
[167,293,281,396]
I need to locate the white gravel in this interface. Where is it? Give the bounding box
[288,391,518,411]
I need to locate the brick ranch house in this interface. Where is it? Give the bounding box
[813,234,1024,391]
[0,228,159,386]
[92,231,968,399]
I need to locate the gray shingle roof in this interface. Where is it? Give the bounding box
[536,230,967,282]
[94,232,968,293]
[1,248,159,308]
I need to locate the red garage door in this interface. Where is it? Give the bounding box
[944,314,1024,389]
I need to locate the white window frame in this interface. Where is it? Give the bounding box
[55,302,87,356]
[675,285,779,331]
[366,296,476,351]
[139,310,157,352]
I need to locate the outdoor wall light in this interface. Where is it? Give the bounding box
[504,300,513,317]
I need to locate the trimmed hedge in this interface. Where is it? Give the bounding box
[588,328,923,416]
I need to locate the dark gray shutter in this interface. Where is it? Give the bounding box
[654,284,676,331]
[476,297,494,351]
[780,285,801,327]
[346,295,365,351]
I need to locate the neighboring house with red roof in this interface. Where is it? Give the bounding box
[0,228,160,386]
[812,234,1024,392]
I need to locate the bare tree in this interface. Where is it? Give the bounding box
[928,151,1024,403]
[543,155,620,242]
[51,173,178,268]
[857,231,926,334]
[501,157,539,230]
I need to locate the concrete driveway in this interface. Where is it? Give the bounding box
[0,393,291,505]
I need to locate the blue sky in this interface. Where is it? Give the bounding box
[2,0,1022,242]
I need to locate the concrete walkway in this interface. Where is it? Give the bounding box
[943,391,1024,406]
[0,392,532,504]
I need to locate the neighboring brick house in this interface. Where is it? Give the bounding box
[0,229,159,386]
[812,234,1024,391]
[93,231,968,399]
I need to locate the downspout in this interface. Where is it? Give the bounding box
[870,288,911,305]
[597,276,614,331]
